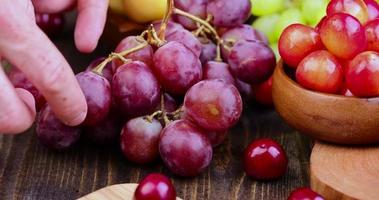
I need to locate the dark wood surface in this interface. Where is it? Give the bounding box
[0,14,313,200]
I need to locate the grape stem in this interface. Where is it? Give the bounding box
[167,106,183,120]
[158,0,174,41]
[146,110,163,123]
[160,94,171,126]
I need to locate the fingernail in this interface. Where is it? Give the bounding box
[65,110,87,126]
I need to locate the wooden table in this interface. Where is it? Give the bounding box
[0,15,312,200]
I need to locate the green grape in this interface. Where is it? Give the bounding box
[252,14,280,44]
[251,0,285,16]
[301,0,329,26]
[273,8,305,43]
[270,43,280,61]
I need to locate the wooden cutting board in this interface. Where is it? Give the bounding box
[78,183,183,200]
[310,142,379,200]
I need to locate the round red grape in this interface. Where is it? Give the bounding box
[207,0,251,27]
[159,120,213,176]
[152,41,202,95]
[76,71,112,126]
[112,61,161,117]
[199,37,217,65]
[235,79,254,100]
[121,117,162,164]
[203,61,235,85]
[320,13,367,60]
[35,13,65,37]
[36,105,81,151]
[346,51,379,97]
[327,0,369,24]
[365,19,379,52]
[279,24,324,68]
[364,0,379,21]
[183,79,242,131]
[113,36,153,69]
[174,0,208,30]
[288,188,324,200]
[83,113,122,145]
[228,40,276,84]
[152,20,185,36]
[252,76,273,106]
[166,29,202,57]
[134,173,176,200]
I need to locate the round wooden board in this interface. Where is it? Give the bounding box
[78,183,183,200]
[310,142,379,200]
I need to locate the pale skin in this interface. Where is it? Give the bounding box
[0,0,109,134]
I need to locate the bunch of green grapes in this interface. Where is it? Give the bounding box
[251,0,330,60]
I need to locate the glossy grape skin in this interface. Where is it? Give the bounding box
[252,76,273,106]
[76,71,111,126]
[83,113,122,145]
[296,50,344,94]
[199,37,217,65]
[35,13,65,37]
[134,173,176,200]
[166,29,202,57]
[152,41,202,95]
[288,188,324,200]
[346,51,379,97]
[203,130,228,147]
[7,66,46,111]
[183,79,242,131]
[320,13,367,60]
[279,24,324,68]
[236,79,254,100]
[174,0,207,30]
[364,0,379,21]
[327,0,369,24]
[112,61,161,117]
[228,40,276,84]
[36,105,81,151]
[120,117,162,164]
[243,138,288,180]
[207,0,251,28]
[113,36,154,69]
[365,19,379,52]
[221,25,269,59]
[203,61,235,85]
[159,120,213,177]
[152,20,185,36]
[85,57,113,83]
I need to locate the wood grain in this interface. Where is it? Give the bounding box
[311,142,379,200]
[0,12,312,200]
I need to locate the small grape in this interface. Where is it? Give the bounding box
[199,37,217,65]
[207,0,251,27]
[152,20,185,36]
[327,0,369,24]
[174,0,207,30]
[166,29,202,57]
[203,61,235,85]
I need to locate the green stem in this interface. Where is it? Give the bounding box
[159,0,174,41]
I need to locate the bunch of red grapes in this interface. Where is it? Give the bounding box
[7,0,281,179]
[279,0,379,97]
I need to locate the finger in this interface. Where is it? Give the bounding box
[0,68,35,134]
[15,88,37,117]
[32,0,76,14]
[0,11,87,126]
[75,0,109,53]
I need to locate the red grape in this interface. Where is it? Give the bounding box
[296,50,344,93]
[113,36,154,69]
[76,71,112,126]
[203,61,235,85]
[365,19,379,52]
[288,188,324,200]
[120,117,162,164]
[327,0,369,24]
[85,57,113,83]
[364,0,379,21]
[221,25,268,60]
[346,51,379,97]
[152,41,202,95]
[320,13,367,60]
[166,29,202,57]
[235,79,254,100]
[152,20,185,36]
[207,0,251,27]
[36,105,80,151]
[228,40,276,84]
[199,37,217,65]
[252,76,273,106]
[35,13,65,37]
[159,120,213,176]
[112,61,161,117]
[174,0,208,30]
[7,66,46,111]
[279,24,324,68]
[183,79,242,131]
[83,113,122,145]
[243,138,288,180]
[134,173,176,200]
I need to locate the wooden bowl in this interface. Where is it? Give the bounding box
[272,61,379,145]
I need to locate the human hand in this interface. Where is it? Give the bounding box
[0,0,109,134]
